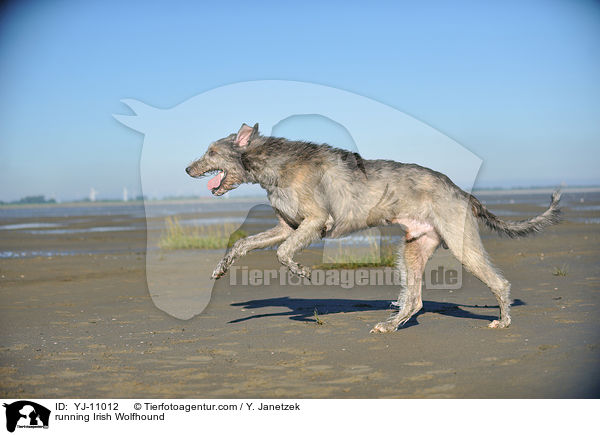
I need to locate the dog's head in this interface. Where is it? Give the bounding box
[185,123,259,196]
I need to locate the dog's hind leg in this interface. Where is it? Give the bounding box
[371,230,440,333]
[212,219,293,279]
[437,214,512,328]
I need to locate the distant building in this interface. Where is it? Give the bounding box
[89,188,97,202]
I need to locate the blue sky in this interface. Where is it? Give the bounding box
[0,0,599,201]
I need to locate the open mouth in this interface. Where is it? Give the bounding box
[205,170,227,195]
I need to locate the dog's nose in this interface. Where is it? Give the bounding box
[185,166,191,174]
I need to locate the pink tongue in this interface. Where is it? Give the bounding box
[207,171,224,190]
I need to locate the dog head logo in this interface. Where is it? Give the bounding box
[3,401,50,432]
[114,81,480,320]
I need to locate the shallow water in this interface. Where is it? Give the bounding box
[0,222,64,230]
[1,191,598,258]
[0,248,138,258]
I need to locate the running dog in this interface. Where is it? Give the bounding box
[186,123,560,332]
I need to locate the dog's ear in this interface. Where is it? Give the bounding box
[235,123,259,147]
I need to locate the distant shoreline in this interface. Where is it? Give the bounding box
[2,186,599,208]
[472,186,600,195]
[0,196,266,209]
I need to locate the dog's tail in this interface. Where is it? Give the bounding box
[468,190,561,238]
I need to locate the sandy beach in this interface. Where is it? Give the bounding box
[1,191,599,398]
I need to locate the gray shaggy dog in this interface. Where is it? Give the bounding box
[186,123,561,332]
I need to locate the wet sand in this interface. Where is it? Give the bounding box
[1,194,599,398]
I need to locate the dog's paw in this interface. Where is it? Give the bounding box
[488,319,511,329]
[370,321,397,333]
[211,269,223,280]
[288,263,312,280]
[211,259,231,279]
[298,265,312,280]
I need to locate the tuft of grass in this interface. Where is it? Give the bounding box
[158,216,247,250]
[313,308,325,325]
[316,237,397,270]
[552,265,568,277]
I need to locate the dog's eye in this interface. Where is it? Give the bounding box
[208,149,216,157]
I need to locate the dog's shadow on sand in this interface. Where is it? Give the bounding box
[229,297,525,328]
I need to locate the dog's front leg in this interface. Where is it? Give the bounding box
[276,217,326,279]
[212,221,292,279]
